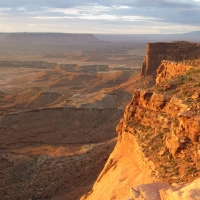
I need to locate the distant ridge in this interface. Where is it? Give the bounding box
[95,31,200,42]
[0,32,104,44]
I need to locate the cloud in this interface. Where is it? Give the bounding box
[115,6,131,9]
[0,7,10,11]
[0,0,199,9]
[0,0,200,33]
[17,7,26,11]
[41,5,161,22]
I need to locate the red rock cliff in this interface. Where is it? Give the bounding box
[82,65,200,200]
[141,41,200,76]
[81,43,200,200]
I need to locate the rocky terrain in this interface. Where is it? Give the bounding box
[1,39,200,200]
[81,42,200,200]
[0,56,144,200]
[128,178,200,200]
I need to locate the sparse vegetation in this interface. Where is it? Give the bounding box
[125,101,200,185]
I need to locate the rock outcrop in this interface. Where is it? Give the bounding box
[141,41,200,76]
[82,42,200,200]
[128,178,200,200]
[160,178,200,200]
[128,183,169,200]
[83,83,200,199]
[156,61,192,85]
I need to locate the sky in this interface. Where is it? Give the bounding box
[0,0,200,34]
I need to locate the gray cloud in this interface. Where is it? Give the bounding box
[0,0,198,9]
[0,0,200,33]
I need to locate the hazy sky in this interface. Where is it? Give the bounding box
[0,0,200,34]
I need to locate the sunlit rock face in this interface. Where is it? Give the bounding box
[127,178,200,200]
[81,42,200,200]
[141,41,200,76]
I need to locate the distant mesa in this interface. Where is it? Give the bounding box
[0,33,104,44]
[95,31,200,43]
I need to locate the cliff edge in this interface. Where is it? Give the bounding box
[81,42,200,200]
[141,41,200,76]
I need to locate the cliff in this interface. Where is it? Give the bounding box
[81,43,200,200]
[156,59,200,85]
[141,41,200,76]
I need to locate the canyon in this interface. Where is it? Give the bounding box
[0,61,141,200]
[0,34,146,200]
[0,34,200,200]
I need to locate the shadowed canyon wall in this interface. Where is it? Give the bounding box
[0,107,123,150]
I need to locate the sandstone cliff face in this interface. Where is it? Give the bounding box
[156,59,200,85]
[81,124,156,200]
[141,42,200,76]
[86,85,199,199]
[156,61,192,85]
[82,43,200,200]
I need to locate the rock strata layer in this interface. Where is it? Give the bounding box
[141,41,200,76]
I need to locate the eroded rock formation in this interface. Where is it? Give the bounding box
[128,178,200,200]
[82,42,200,200]
[141,41,200,76]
